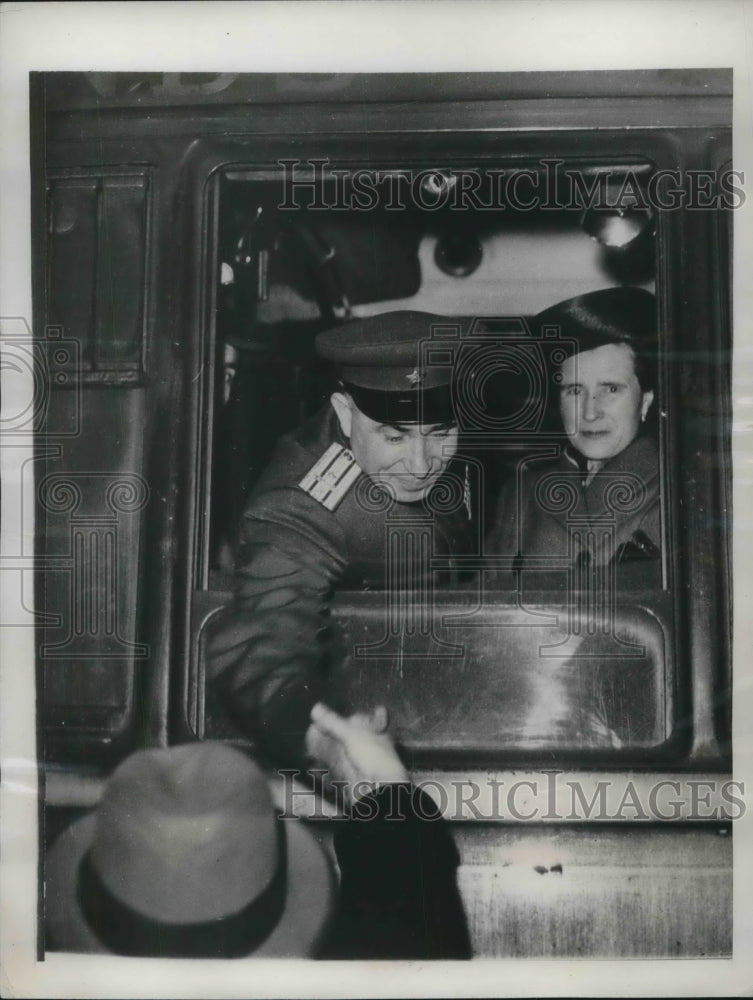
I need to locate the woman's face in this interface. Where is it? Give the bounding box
[558,343,654,462]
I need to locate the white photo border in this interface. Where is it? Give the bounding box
[1,2,752,996]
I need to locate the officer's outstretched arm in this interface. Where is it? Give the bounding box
[207,488,349,768]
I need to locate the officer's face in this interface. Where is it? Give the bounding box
[331,393,458,502]
[558,343,654,462]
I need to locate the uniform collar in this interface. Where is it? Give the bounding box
[563,433,658,484]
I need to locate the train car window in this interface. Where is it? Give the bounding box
[188,159,705,763]
[205,164,660,584]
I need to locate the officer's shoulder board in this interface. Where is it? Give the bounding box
[298,443,361,511]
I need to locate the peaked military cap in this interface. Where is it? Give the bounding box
[316,311,457,425]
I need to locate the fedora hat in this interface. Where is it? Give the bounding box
[46,743,334,958]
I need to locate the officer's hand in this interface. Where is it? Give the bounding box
[305,702,407,805]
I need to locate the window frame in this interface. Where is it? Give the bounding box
[181,134,731,769]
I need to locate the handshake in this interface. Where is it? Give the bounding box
[304,702,408,806]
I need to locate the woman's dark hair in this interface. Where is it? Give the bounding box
[536,287,658,393]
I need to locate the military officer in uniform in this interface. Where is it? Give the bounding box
[208,311,474,768]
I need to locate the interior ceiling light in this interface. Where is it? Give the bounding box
[434,229,483,278]
[421,171,457,201]
[581,205,654,250]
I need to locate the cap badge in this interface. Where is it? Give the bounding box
[406,368,424,386]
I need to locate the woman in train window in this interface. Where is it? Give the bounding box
[488,287,661,591]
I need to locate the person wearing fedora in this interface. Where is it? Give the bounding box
[208,311,474,768]
[46,705,472,960]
